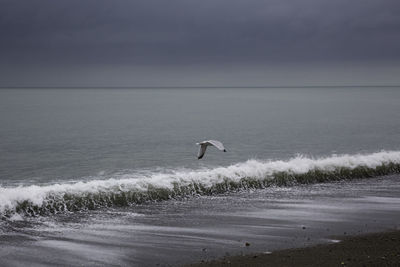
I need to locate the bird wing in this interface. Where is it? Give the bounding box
[197,144,208,159]
[206,140,226,151]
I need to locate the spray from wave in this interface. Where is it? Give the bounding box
[1,151,400,217]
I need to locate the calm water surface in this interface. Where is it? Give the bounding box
[0,87,399,185]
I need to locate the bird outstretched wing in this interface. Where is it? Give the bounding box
[206,140,226,152]
[197,144,207,159]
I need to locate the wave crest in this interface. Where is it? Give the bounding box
[1,151,400,217]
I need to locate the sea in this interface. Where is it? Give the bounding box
[0,87,400,266]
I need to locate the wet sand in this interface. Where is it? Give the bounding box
[188,230,400,267]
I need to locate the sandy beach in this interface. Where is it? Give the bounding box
[188,230,400,266]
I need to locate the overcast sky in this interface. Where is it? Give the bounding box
[1,0,400,87]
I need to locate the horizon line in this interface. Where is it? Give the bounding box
[1,85,399,89]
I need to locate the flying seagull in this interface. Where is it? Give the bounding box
[196,140,227,159]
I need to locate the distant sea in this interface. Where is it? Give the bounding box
[1,87,400,266]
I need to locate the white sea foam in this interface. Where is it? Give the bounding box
[1,150,400,216]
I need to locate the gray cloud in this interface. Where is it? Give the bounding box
[1,0,400,86]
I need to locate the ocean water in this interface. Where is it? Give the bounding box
[1,87,400,266]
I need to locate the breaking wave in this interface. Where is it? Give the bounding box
[1,151,400,217]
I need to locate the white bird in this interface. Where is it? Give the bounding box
[196,140,227,159]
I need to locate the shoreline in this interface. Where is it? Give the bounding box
[187,230,400,266]
[2,175,400,266]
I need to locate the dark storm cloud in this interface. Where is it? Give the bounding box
[1,0,400,66]
[1,0,400,87]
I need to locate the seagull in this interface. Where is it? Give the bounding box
[196,140,227,159]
